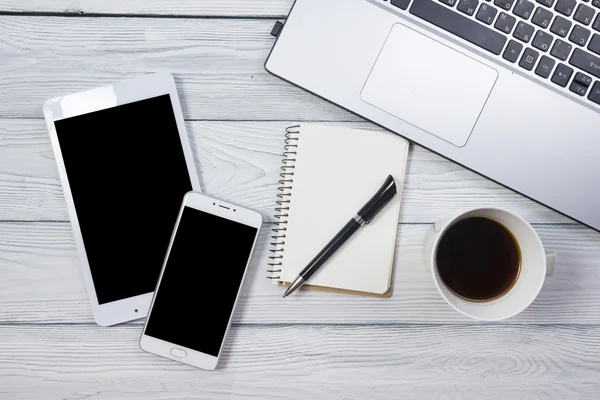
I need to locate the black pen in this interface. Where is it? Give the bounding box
[283,175,398,298]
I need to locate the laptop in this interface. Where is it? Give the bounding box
[265,0,600,232]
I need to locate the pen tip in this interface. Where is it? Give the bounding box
[282,277,305,298]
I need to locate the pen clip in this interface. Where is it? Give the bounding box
[357,175,397,224]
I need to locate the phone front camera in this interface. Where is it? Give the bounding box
[135,309,138,313]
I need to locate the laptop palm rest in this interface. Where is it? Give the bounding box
[361,23,499,147]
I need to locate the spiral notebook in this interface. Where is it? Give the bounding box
[267,123,410,297]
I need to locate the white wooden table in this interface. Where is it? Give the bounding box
[1,1,600,398]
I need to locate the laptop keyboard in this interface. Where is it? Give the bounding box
[385,0,600,108]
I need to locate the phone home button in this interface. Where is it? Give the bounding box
[170,348,187,358]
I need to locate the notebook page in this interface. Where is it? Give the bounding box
[279,124,409,294]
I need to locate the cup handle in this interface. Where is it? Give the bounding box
[545,253,557,276]
[423,217,449,272]
[433,216,448,233]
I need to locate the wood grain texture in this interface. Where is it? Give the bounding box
[0,119,575,224]
[0,16,357,121]
[0,0,294,17]
[2,2,600,398]
[1,324,600,399]
[1,221,599,325]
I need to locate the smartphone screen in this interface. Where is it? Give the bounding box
[144,206,259,356]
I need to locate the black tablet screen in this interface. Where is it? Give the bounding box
[55,94,193,304]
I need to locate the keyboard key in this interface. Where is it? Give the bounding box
[590,34,600,54]
[551,38,573,59]
[533,30,554,51]
[554,0,576,15]
[503,39,524,61]
[495,12,517,32]
[409,0,508,55]
[535,55,556,76]
[514,21,536,41]
[391,0,412,9]
[574,71,593,85]
[594,15,600,31]
[570,48,600,77]
[594,0,600,7]
[532,7,553,28]
[494,0,516,9]
[570,81,588,95]
[574,4,595,25]
[589,82,600,104]
[477,3,499,24]
[494,0,517,9]
[536,0,555,7]
[440,0,458,6]
[458,0,480,14]
[514,0,535,17]
[570,25,592,46]
[551,63,574,85]
[550,15,572,37]
[519,47,540,69]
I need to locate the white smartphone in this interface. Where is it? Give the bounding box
[139,191,262,370]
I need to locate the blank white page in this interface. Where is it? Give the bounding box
[278,123,409,295]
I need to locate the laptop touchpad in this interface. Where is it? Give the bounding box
[361,23,498,147]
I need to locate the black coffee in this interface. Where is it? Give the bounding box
[436,217,521,302]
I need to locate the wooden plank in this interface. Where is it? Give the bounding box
[1,324,600,399]
[1,221,599,325]
[0,0,294,17]
[0,119,573,224]
[0,16,357,121]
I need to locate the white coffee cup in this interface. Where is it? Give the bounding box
[424,208,556,321]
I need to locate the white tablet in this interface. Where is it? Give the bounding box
[43,73,200,326]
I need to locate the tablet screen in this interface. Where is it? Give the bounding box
[55,94,193,305]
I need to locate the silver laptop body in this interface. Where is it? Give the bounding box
[265,0,600,231]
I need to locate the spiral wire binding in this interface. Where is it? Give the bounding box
[267,125,300,280]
